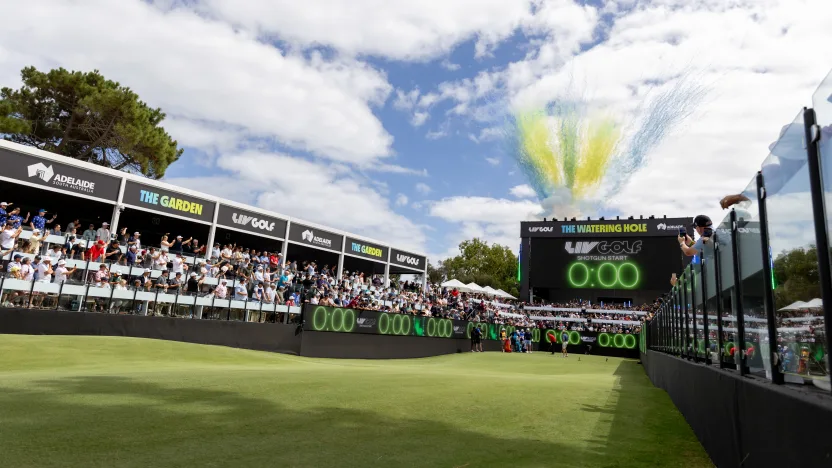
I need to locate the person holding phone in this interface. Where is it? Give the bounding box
[679,215,713,257]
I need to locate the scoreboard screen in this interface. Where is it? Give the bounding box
[529,236,684,291]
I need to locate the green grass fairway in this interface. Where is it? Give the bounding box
[0,335,710,468]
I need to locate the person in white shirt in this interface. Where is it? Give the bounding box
[53,259,77,283]
[154,251,169,271]
[20,257,35,281]
[96,222,111,242]
[47,244,63,262]
[37,257,54,283]
[264,284,276,304]
[1,221,23,250]
[234,278,249,301]
[171,253,184,275]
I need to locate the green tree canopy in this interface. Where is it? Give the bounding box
[772,245,821,309]
[440,238,519,297]
[1,66,182,179]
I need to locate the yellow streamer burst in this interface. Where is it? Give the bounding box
[572,118,620,198]
[516,110,560,191]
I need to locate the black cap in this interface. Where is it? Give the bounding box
[692,215,712,228]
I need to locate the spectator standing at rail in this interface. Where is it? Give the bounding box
[30,208,57,232]
[82,224,96,244]
[88,240,106,262]
[561,330,569,358]
[0,202,9,225]
[96,222,110,242]
[8,208,29,229]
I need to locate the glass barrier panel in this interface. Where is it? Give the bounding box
[228,301,247,321]
[693,261,705,359]
[812,69,832,392]
[59,283,87,311]
[702,241,720,361]
[716,213,738,367]
[733,176,774,377]
[762,112,829,389]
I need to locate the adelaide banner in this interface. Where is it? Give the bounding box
[302,305,639,356]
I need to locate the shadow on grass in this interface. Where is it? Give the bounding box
[3,374,609,468]
[579,360,712,467]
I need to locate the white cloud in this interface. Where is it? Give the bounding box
[485,157,500,166]
[190,151,428,252]
[426,129,449,140]
[395,193,409,207]
[441,60,461,71]
[192,0,536,60]
[0,0,394,165]
[509,184,537,198]
[415,182,432,195]
[468,126,503,144]
[411,111,430,127]
[393,88,420,111]
[427,196,543,259]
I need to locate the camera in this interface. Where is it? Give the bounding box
[703,227,714,238]
[678,227,687,237]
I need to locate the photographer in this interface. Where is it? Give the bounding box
[678,215,713,257]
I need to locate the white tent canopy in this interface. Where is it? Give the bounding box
[481,285,498,296]
[465,282,485,293]
[440,279,467,290]
[495,288,516,299]
[779,301,807,311]
[805,298,824,308]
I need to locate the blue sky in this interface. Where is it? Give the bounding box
[2,0,831,261]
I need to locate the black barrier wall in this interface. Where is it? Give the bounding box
[641,349,832,468]
[300,331,502,359]
[302,305,639,358]
[0,308,302,355]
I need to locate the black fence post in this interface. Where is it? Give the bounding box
[700,252,710,365]
[730,209,749,375]
[714,242,726,369]
[756,170,784,384]
[691,266,700,362]
[683,277,691,359]
[803,107,832,396]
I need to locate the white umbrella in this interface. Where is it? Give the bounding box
[805,298,824,309]
[466,282,485,293]
[779,301,807,311]
[481,285,498,296]
[441,279,467,289]
[495,288,516,299]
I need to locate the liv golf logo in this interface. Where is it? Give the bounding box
[301,229,332,248]
[396,253,420,266]
[27,162,96,194]
[232,212,275,232]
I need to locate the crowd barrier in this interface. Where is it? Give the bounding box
[301,305,640,357]
[640,73,832,467]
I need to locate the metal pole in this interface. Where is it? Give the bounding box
[756,171,783,383]
[691,266,700,362]
[683,277,691,359]
[803,107,832,395]
[730,209,748,375]
[700,252,710,365]
[714,241,726,369]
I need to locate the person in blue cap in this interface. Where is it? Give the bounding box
[30,208,57,232]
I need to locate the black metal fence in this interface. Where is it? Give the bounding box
[646,73,832,395]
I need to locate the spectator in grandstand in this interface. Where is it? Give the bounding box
[1,221,23,251]
[54,259,77,283]
[8,208,29,229]
[96,222,110,242]
[46,243,63,263]
[214,279,228,299]
[679,215,713,257]
[50,224,62,236]
[30,208,57,233]
[0,202,8,226]
[82,224,97,243]
[65,218,80,234]
[127,232,141,250]
[125,245,139,266]
[104,240,123,264]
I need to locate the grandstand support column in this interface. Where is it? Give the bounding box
[337,236,345,280]
[281,221,290,268]
[204,204,220,260]
[109,178,127,239]
[383,262,390,288]
[519,237,531,302]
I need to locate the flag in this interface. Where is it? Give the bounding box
[517,243,522,282]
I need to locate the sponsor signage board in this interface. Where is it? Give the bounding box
[1,147,121,201]
[522,218,692,238]
[345,236,388,262]
[216,204,287,238]
[122,180,216,222]
[389,248,425,270]
[288,222,343,252]
[302,305,639,356]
